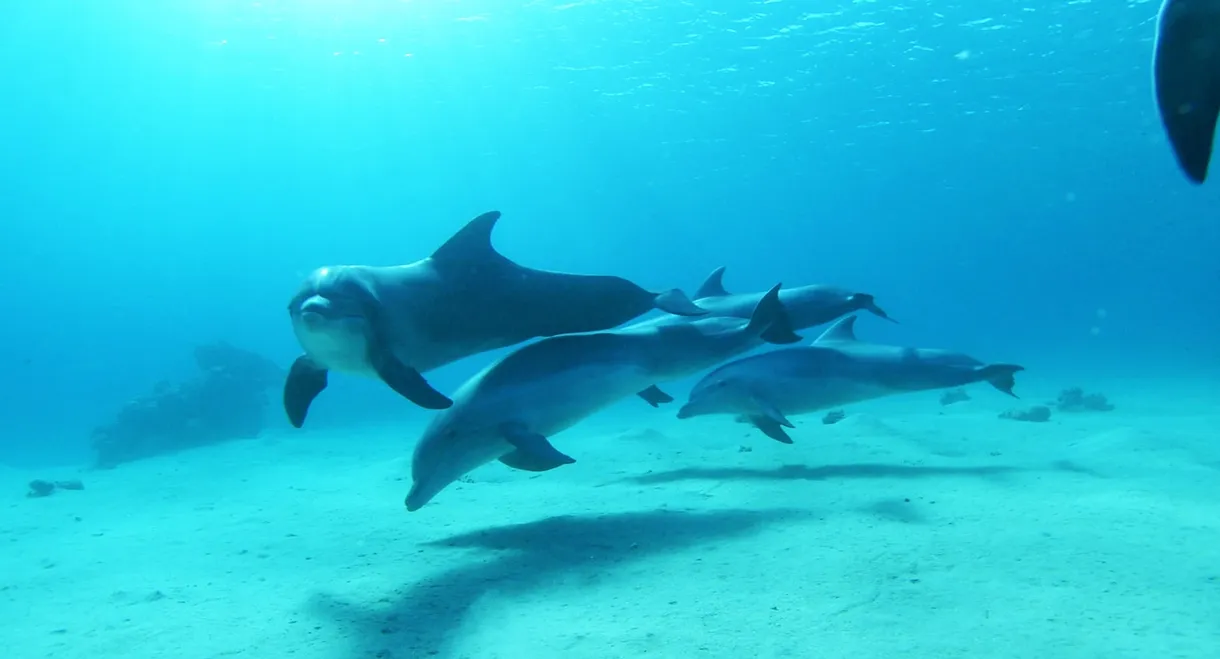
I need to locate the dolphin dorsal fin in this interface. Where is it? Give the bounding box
[813,316,859,344]
[430,211,504,265]
[695,266,731,299]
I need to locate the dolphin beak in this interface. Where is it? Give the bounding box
[299,297,329,315]
[405,480,437,512]
[676,405,695,420]
[296,296,335,327]
[404,489,427,512]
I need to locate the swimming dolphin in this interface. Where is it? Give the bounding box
[404,284,801,511]
[675,316,1024,443]
[284,210,707,427]
[1154,0,1220,183]
[637,266,894,329]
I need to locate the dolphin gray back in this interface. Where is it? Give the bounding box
[638,281,799,375]
[472,332,642,393]
[690,266,891,328]
[415,211,701,340]
[703,345,856,383]
[633,318,759,377]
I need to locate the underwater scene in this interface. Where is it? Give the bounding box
[2,0,1219,657]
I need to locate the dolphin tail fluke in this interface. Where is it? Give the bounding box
[979,364,1024,398]
[653,288,707,317]
[1154,2,1220,184]
[748,283,802,345]
[851,293,897,324]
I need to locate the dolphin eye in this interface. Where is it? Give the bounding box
[716,380,728,388]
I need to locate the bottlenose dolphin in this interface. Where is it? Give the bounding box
[404,284,800,511]
[675,316,1024,443]
[637,266,894,329]
[1154,0,1220,183]
[284,210,707,428]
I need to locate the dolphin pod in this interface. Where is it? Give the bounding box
[283,208,1025,510]
[256,5,1216,511]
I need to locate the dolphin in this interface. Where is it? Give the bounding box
[634,266,894,330]
[1154,0,1220,183]
[675,316,1024,443]
[404,284,801,511]
[284,210,707,428]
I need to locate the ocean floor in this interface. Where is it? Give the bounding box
[2,377,1218,659]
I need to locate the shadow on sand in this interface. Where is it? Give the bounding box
[308,507,803,658]
[622,462,1022,486]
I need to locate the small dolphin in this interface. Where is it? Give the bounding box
[1154,0,1220,183]
[404,284,800,511]
[284,211,706,427]
[640,266,894,329]
[675,316,1023,443]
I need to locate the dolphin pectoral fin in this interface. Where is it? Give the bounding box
[653,289,707,317]
[284,355,328,428]
[499,422,576,469]
[636,384,675,407]
[745,414,795,444]
[754,399,794,428]
[367,347,453,410]
[498,449,569,472]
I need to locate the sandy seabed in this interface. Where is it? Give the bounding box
[2,376,1218,659]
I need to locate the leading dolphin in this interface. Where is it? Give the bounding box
[404,284,800,511]
[1154,0,1220,183]
[675,316,1024,443]
[637,266,894,329]
[284,210,706,428]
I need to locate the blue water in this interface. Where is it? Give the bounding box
[1,0,1216,470]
